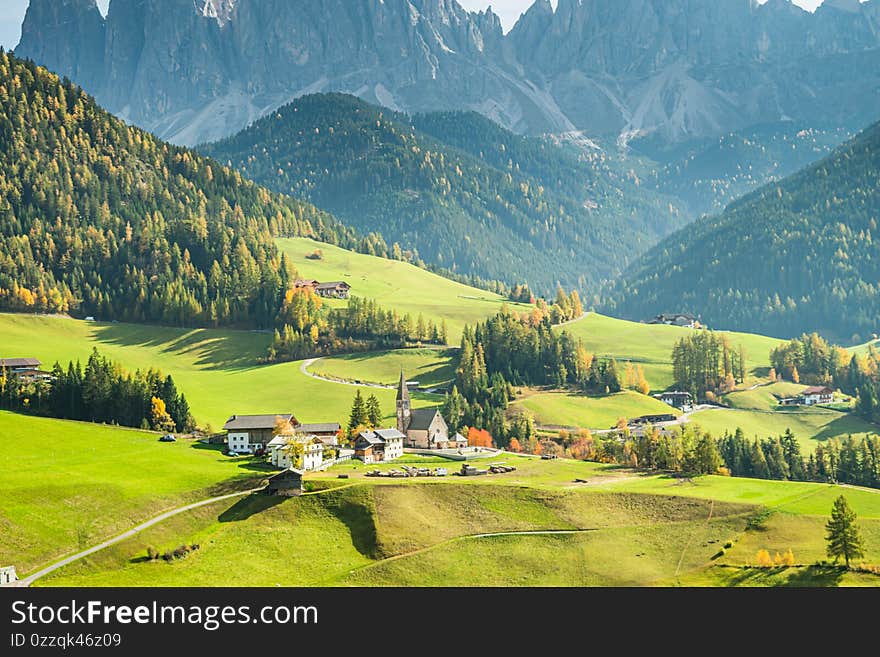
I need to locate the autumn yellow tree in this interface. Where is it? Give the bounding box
[508,437,522,453]
[755,549,773,567]
[783,548,795,566]
[636,365,650,395]
[151,396,175,433]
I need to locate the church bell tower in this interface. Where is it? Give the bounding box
[397,370,411,434]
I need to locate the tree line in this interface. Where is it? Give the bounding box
[0,348,195,432]
[671,331,747,401]
[266,292,448,362]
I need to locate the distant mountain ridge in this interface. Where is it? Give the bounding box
[603,118,880,343]
[14,0,880,150]
[202,92,686,293]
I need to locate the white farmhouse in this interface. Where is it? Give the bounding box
[267,434,325,471]
[223,413,295,454]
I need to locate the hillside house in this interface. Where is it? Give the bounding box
[223,413,296,454]
[315,281,351,299]
[294,279,319,291]
[295,422,341,446]
[0,358,45,381]
[267,434,324,471]
[265,468,304,497]
[648,314,697,328]
[654,391,694,412]
[801,386,834,406]
[354,428,405,464]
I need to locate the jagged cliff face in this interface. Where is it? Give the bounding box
[14,0,880,147]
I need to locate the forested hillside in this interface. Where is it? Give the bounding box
[203,93,685,294]
[0,51,367,328]
[604,119,880,343]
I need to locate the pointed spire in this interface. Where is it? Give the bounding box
[397,370,410,402]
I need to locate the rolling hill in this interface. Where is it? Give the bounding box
[204,93,686,294]
[0,50,367,329]
[604,119,880,343]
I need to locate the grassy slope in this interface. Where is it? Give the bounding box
[0,313,436,429]
[308,348,457,388]
[42,462,880,587]
[512,389,680,430]
[276,238,529,342]
[560,313,782,391]
[0,411,263,573]
[688,407,876,446]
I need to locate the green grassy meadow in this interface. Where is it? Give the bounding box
[560,313,782,391]
[308,347,457,388]
[276,238,529,342]
[0,313,437,429]
[688,406,876,447]
[0,411,263,573]
[511,389,680,430]
[39,461,880,587]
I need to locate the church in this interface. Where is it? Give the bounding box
[396,372,467,450]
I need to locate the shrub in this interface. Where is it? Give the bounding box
[755,549,773,567]
[724,541,734,549]
[305,249,323,260]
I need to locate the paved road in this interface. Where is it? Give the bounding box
[12,487,264,588]
[300,358,396,390]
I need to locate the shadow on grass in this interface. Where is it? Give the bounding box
[218,494,286,523]
[321,489,379,558]
[91,323,268,371]
[713,564,846,587]
[813,415,878,442]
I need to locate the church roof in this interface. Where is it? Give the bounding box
[408,408,441,431]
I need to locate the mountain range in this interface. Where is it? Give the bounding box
[603,118,880,343]
[14,0,880,153]
[202,92,685,292]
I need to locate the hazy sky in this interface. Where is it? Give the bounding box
[0,0,850,50]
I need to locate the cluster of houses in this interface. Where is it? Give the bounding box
[224,371,466,476]
[0,357,53,383]
[294,279,352,299]
[647,313,697,329]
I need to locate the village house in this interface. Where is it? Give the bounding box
[354,428,406,464]
[223,413,295,454]
[396,372,468,450]
[267,434,324,471]
[654,391,694,412]
[315,281,352,299]
[294,279,319,291]
[0,358,52,383]
[295,422,341,446]
[0,566,17,586]
[648,313,697,329]
[265,468,305,497]
[801,386,834,406]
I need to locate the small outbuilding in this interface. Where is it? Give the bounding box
[265,468,305,497]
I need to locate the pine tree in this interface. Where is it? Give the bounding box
[365,394,383,428]
[825,495,865,568]
[348,390,368,430]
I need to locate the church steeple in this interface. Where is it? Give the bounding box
[396,370,411,433]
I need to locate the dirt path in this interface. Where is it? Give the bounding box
[12,487,263,588]
[299,358,395,390]
[674,499,715,579]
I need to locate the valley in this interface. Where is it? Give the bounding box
[1,2,880,593]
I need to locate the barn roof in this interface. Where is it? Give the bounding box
[0,358,41,369]
[223,414,294,431]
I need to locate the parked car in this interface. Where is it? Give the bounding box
[159,434,176,443]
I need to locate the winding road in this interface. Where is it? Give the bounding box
[12,487,264,588]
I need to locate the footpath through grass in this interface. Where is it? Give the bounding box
[0,411,263,574]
